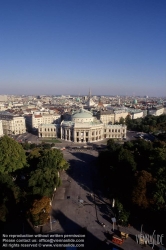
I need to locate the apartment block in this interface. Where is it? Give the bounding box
[0,120,3,137]
[25,113,61,131]
[0,111,26,135]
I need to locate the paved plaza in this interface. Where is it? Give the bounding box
[39,149,156,250]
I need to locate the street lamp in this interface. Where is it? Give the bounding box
[111,217,116,231]
[50,215,52,231]
[50,201,52,231]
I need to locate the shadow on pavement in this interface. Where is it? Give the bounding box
[51,209,122,250]
[65,151,114,227]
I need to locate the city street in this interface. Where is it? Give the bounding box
[126,131,156,142]
[11,130,156,149]
[39,149,154,250]
[13,132,39,143]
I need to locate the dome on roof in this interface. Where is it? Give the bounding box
[71,109,93,122]
[72,109,92,118]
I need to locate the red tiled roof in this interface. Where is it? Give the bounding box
[34,115,42,118]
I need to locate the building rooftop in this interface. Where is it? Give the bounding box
[40,123,57,126]
[0,111,14,116]
[72,109,93,119]
[99,110,114,115]
[34,115,42,118]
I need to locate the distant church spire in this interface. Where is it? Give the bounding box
[89,88,91,98]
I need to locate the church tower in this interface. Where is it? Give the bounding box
[85,88,96,108]
[89,88,91,98]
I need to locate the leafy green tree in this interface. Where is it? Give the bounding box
[124,114,166,133]
[29,143,38,149]
[21,142,31,150]
[98,133,166,233]
[148,147,166,175]
[107,139,120,152]
[132,139,152,171]
[99,142,137,202]
[157,133,166,142]
[28,167,61,197]
[0,173,21,203]
[111,148,136,201]
[157,114,166,124]
[132,170,156,208]
[148,147,166,209]
[123,141,134,150]
[27,148,68,197]
[0,204,8,222]
[118,148,136,172]
[115,200,130,226]
[42,143,52,150]
[119,117,125,125]
[0,136,27,174]
[28,196,51,226]
[27,148,41,170]
[125,114,132,127]
[28,148,41,159]
[153,140,166,148]
[154,179,166,208]
[0,173,21,222]
[37,149,69,171]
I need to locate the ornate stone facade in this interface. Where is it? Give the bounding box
[0,120,3,137]
[38,124,58,138]
[0,111,26,135]
[38,108,127,142]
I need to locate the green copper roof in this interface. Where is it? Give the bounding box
[72,109,92,119]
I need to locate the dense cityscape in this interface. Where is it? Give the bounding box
[0,92,166,250]
[0,92,165,140]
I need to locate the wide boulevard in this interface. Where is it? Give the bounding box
[39,148,154,250]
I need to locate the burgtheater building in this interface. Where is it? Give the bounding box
[38,108,127,143]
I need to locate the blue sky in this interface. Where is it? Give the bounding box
[0,0,166,96]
